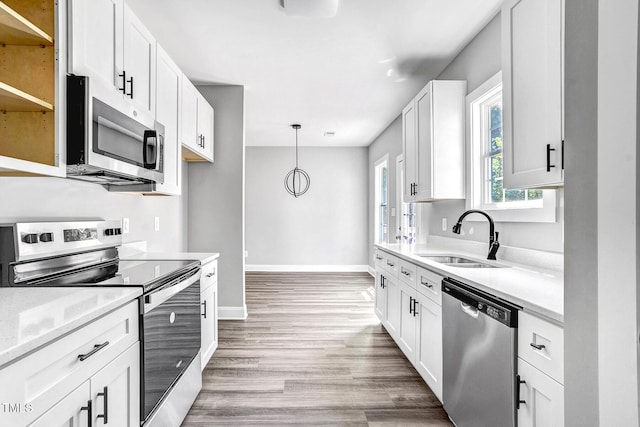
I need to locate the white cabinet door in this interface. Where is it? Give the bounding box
[415,83,433,201]
[397,281,417,362]
[123,3,156,120]
[384,275,401,338]
[374,271,387,321]
[402,80,465,202]
[201,281,218,370]
[181,77,199,155]
[68,0,124,107]
[154,45,182,195]
[90,342,140,427]
[517,358,564,427]
[502,0,564,188]
[402,100,417,201]
[29,382,91,427]
[415,291,443,402]
[197,94,214,162]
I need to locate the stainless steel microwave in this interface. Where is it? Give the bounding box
[66,75,164,191]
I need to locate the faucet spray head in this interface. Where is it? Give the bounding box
[452,223,462,234]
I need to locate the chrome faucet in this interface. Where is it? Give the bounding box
[451,209,500,260]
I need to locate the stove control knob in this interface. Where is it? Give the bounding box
[39,232,54,243]
[22,233,38,244]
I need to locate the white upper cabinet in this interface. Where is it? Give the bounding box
[502,0,564,188]
[69,0,156,124]
[403,80,466,202]
[181,77,214,163]
[153,45,182,195]
[123,3,156,119]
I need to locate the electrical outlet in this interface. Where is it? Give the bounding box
[442,218,447,231]
[391,207,396,217]
[244,250,249,257]
[122,217,130,234]
[154,216,160,232]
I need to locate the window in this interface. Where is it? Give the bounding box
[396,155,417,244]
[374,156,389,243]
[467,72,556,222]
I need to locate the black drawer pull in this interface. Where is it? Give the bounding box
[202,300,207,318]
[78,341,109,361]
[546,144,556,172]
[97,386,108,423]
[530,342,546,350]
[81,400,92,427]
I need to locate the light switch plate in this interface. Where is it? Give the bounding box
[154,216,160,232]
[122,217,130,234]
[441,218,447,231]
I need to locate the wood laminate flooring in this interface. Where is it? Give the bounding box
[182,272,452,426]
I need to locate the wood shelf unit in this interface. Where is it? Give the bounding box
[0,0,59,175]
[0,81,52,111]
[0,1,53,46]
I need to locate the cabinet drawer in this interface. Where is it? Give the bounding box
[201,259,218,291]
[518,311,564,384]
[0,300,139,426]
[416,267,443,306]
[373,250,384,268]
[382,253,399,277]
[398,259,417,288]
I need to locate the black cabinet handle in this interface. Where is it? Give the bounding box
[561,139,565,170]
[412,298,419,317]
[81,400,92,427]
[126,76,134,98]
[401,270,410,276]
[78,341,109,361]
[118,71,126,93]
[201,300,207,318]
[202,135,205,148]
[97,386,108,424]
[530,342,546,350]
[546,144,556,172]
[516,375,526,409]
[409,296,414,315]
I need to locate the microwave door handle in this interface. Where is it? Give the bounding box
[143,130,157,169]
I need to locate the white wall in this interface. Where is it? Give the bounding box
[245,146,368,269]
[0,169,189,251]
[188,85,246,318]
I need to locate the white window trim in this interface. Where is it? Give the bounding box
[466,71,557,223]
[374,154,389,243]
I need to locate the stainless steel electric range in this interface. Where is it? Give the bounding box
[0,220,202,427]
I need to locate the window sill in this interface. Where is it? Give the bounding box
[465,190,558,223]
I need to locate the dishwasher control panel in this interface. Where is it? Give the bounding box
[443,279,519,327]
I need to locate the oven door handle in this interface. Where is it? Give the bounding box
[143,271,201,313]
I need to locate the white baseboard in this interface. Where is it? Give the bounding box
[245,264,370,272]
[367,265,375,277]
[218,305,248,320]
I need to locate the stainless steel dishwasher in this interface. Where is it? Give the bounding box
[441,277,520,427]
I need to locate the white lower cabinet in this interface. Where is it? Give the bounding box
[517,358,564,427]
[374,250,443,403]
[374,272,387,320]
[397,281,417,361]
[383,274,401,338]
[414,291,443,401]
[28,382,91,427]
[200,259,219,370]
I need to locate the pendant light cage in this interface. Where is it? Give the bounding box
[284,124,311,197]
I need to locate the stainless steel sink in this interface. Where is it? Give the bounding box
[418,254,506,269]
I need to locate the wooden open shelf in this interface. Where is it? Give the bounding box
[0,81,52,111]
[0,1,53,45]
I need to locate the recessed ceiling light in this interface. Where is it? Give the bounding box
[324,131,336,137]
[280,0,339,17]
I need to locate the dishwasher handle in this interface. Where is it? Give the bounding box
[460,302,479,318]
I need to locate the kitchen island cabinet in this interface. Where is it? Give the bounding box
[0,288,141,427]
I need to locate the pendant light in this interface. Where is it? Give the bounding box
[284,124,311,197]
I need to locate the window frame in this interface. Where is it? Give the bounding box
[466,71,557,223]
[374,155,389,243]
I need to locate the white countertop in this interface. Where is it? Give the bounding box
[0,287,141,368]
[121,251,219,265]
[375,243,563,323]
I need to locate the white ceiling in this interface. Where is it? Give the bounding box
[126,0,502,147]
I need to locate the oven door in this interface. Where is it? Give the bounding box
[141,270,201,421]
